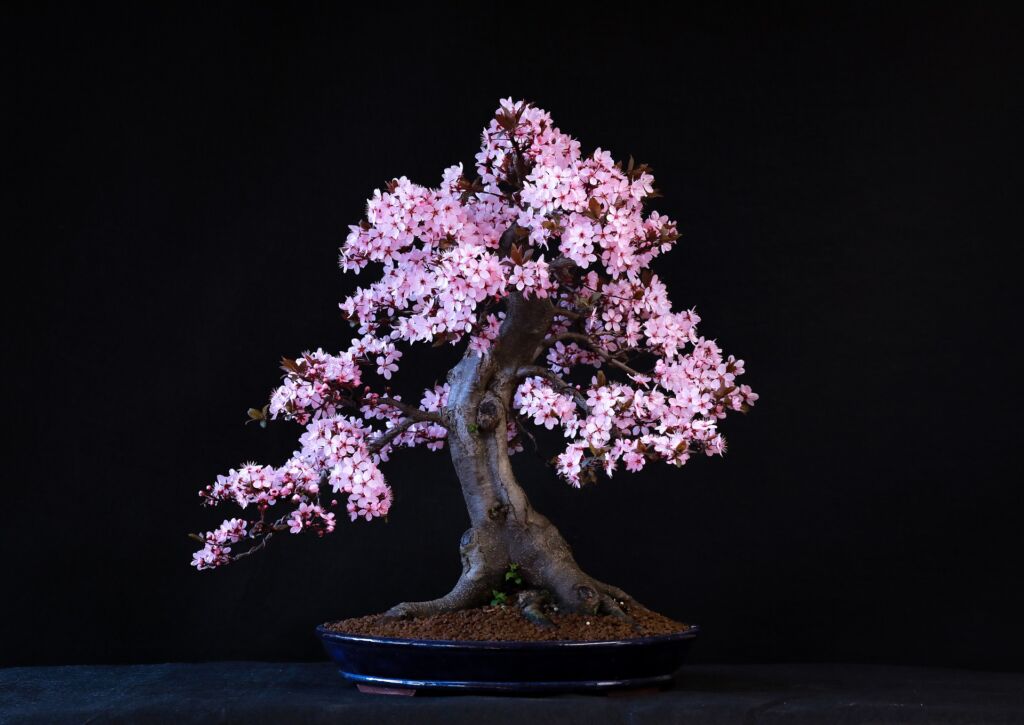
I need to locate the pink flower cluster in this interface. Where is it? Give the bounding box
[508,257,556,298]
[191,518,247,570]
[269,349,361,424]
[514,376,579,430]
[334,99,681,372]
[288,502,336,535]
[515,333,758,487]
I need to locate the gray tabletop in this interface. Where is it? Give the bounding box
[2,662,1023,724]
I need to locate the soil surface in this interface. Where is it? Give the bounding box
[325,603,691,642]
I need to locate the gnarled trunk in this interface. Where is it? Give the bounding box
[385,294,634,620]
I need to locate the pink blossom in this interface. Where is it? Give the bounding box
[514,376,579,430]
[507,257,555,299]
[191,99,756,568]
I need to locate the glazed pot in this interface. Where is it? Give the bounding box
[317,624,699,694]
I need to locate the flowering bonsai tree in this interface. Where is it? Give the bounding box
[190,100,757,620]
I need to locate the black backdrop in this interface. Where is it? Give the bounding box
[6,3,1022,670]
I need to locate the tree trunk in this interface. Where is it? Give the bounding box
[385,294,635,620]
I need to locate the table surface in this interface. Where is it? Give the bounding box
[2,662,1023,724]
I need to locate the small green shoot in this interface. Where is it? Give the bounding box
[504,562,523,586]
[489,564,524,606]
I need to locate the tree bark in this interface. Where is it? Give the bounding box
[385,293,635,620]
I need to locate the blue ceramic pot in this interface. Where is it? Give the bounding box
[317,624,699,693]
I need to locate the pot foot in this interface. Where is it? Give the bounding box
[355,683,416,696]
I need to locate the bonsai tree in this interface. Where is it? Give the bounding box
[190,100,757,621]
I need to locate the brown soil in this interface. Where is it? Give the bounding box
[325,604,691,642]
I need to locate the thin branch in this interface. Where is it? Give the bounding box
[365,417,422,454]
[230,514,291,563]
[369,397,444,425]
[231,533,275,562]
[511,412,540,454]
[538,332,646,378]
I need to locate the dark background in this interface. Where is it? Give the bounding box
[6,3,1022,670]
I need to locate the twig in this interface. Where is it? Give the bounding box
[537,332,646,378]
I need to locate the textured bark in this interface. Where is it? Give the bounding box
[385,291,635,620]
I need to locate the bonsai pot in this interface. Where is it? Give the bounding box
[317,624,700,694]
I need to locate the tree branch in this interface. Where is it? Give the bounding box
[537,332,646,378]
[369,397,444,425]
[230,514,292,563]
[231,532,276,562]
[365,417,422,454]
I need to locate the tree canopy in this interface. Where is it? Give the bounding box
[191,100,757,571]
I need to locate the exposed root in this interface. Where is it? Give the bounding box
[384,573,492,619]
[384,526,501,619]
[385,572,641,627]
[590,578,640,608]
[536,567,642,630]
[381,521,642,627]
[516,589,554,627]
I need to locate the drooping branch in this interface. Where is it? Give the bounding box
[223,513,293,563]
[231,531,278,561]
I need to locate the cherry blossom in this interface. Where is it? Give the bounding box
[191,99,755,569]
